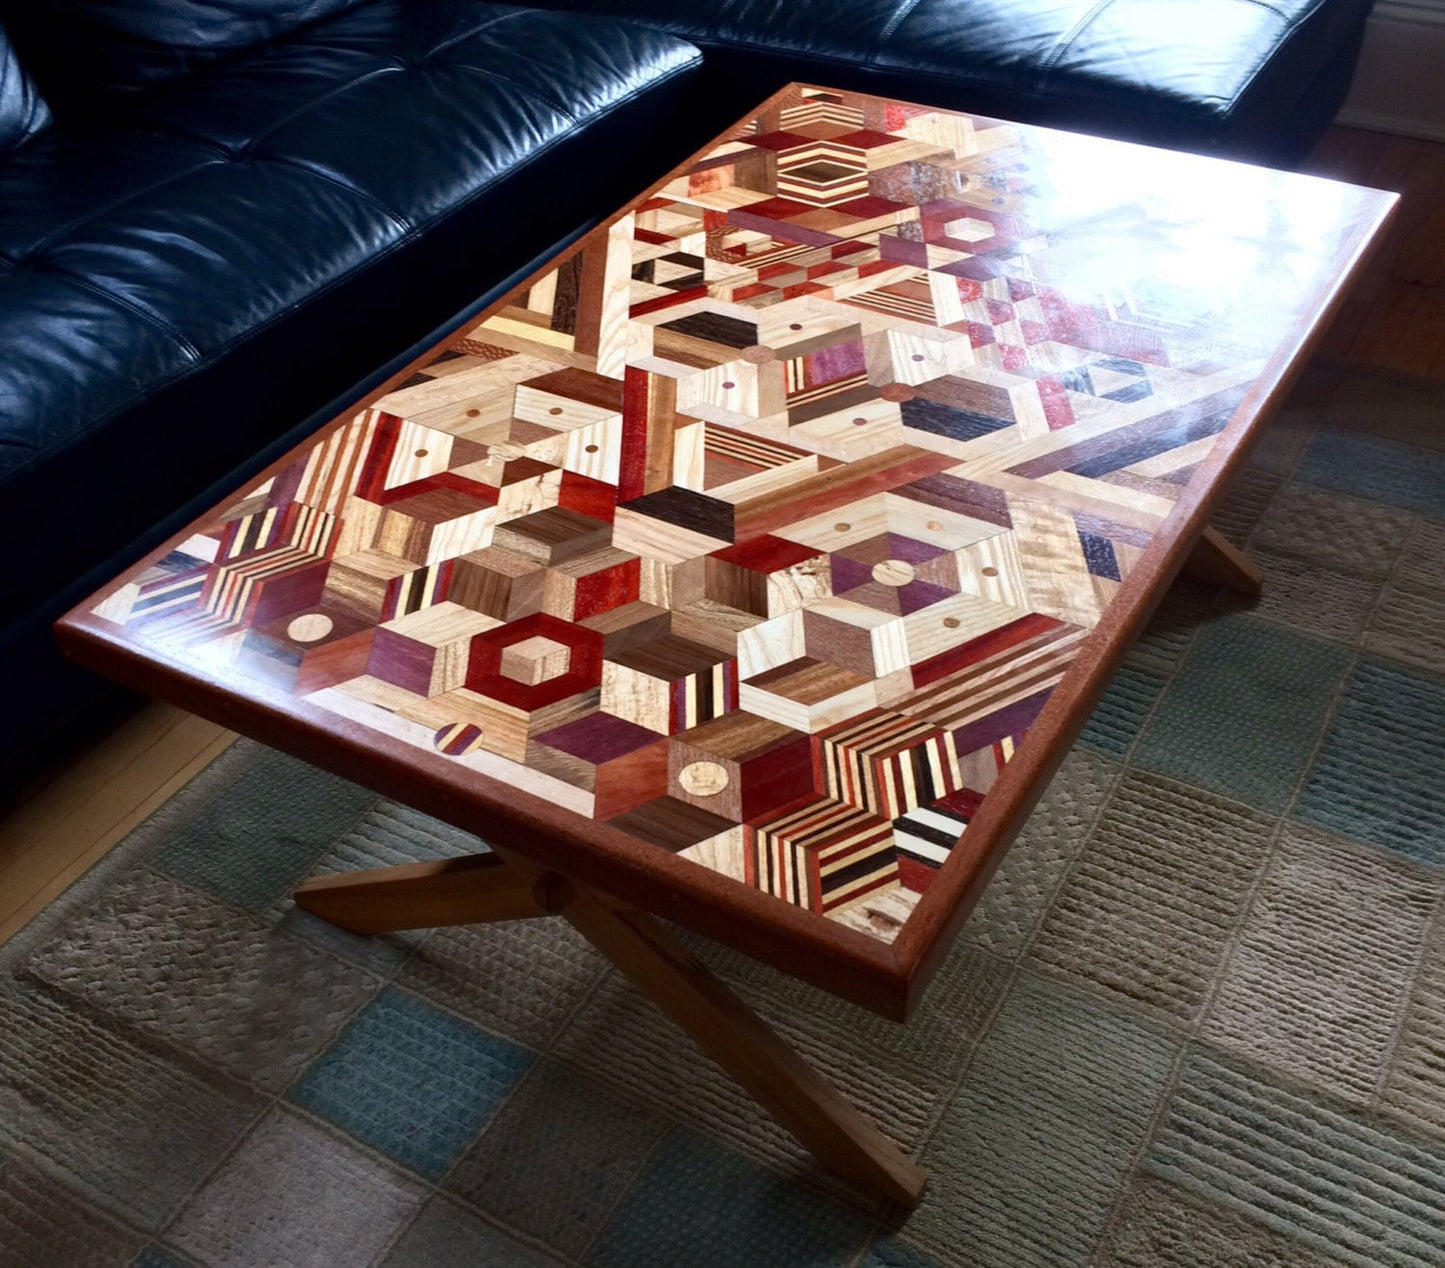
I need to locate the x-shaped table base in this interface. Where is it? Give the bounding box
[289,527,1261,1212]
[294,849,929,1208]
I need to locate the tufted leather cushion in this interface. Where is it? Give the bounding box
[0,20,47,151]
[0,0,699,640]
[0,1,369,105]
[514,0,1375,159]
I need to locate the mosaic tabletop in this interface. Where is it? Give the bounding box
[86,87,1389,946]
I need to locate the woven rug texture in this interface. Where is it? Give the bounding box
[1,364,1443,1267]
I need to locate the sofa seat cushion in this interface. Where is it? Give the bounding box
[1,1,369,102]
[515,0,1374,158]
[0,0,700,620]
[0,19,47,151]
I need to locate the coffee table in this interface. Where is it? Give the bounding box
[57,84,1395,1207]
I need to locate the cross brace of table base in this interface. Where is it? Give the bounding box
[1181,526,1263,596]
[294,850,928,1208]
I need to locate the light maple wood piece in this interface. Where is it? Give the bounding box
[293,852,549,934]
[1181,525,1265,596]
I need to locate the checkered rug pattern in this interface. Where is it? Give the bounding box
[1,365,1443,1266]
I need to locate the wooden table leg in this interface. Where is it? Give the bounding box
[1181,525,1264,596]
[556,881,929,1208]
[293,854,928,1206]
[293,852,549,934]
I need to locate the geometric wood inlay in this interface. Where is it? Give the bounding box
[86,85,1392,945]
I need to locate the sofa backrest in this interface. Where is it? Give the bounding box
[0,0,369,112]
[0,19,48,151]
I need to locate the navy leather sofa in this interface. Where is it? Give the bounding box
[0,0,1373,772]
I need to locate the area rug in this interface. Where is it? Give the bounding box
[1,363,1443,1268]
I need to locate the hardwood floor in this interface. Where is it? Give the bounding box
[0,704,234,943]
[1,122,1441,948]
[1303,127,1445,379]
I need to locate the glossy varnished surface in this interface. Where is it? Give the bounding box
[62,87,1394,1008]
